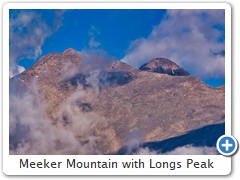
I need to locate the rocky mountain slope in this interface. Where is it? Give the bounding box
[10,48,225,155]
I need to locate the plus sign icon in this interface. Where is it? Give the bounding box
[217,135,238,156]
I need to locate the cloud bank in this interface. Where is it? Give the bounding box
[121,10,225,80]
[10,72,102,155]
[9,10,65,78]
[135,145,218,155]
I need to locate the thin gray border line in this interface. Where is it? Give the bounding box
[1,0,4,178]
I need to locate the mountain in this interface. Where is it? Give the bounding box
[139,58,190,76]
[10,48,225,155]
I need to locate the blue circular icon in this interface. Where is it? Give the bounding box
[217,135,238,156]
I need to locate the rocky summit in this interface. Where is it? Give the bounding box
[139,58,190,76]
[10,48,225,155]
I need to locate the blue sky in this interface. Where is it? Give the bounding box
[42,10,166,59]
[9,9,225,87]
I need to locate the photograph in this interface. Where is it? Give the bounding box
[9,9,225,155]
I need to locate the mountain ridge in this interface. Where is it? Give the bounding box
[10,48,225,154]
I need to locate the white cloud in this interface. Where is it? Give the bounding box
[89,37,101,48]
[121,10,225,80]
[88,25,101,48]
[9,10,65,78]
[165,145,218,155]
[17,66,25,74]
[10,75,103,155]
[135,145,218,155]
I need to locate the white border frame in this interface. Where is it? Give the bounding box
[2,2,231,175]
